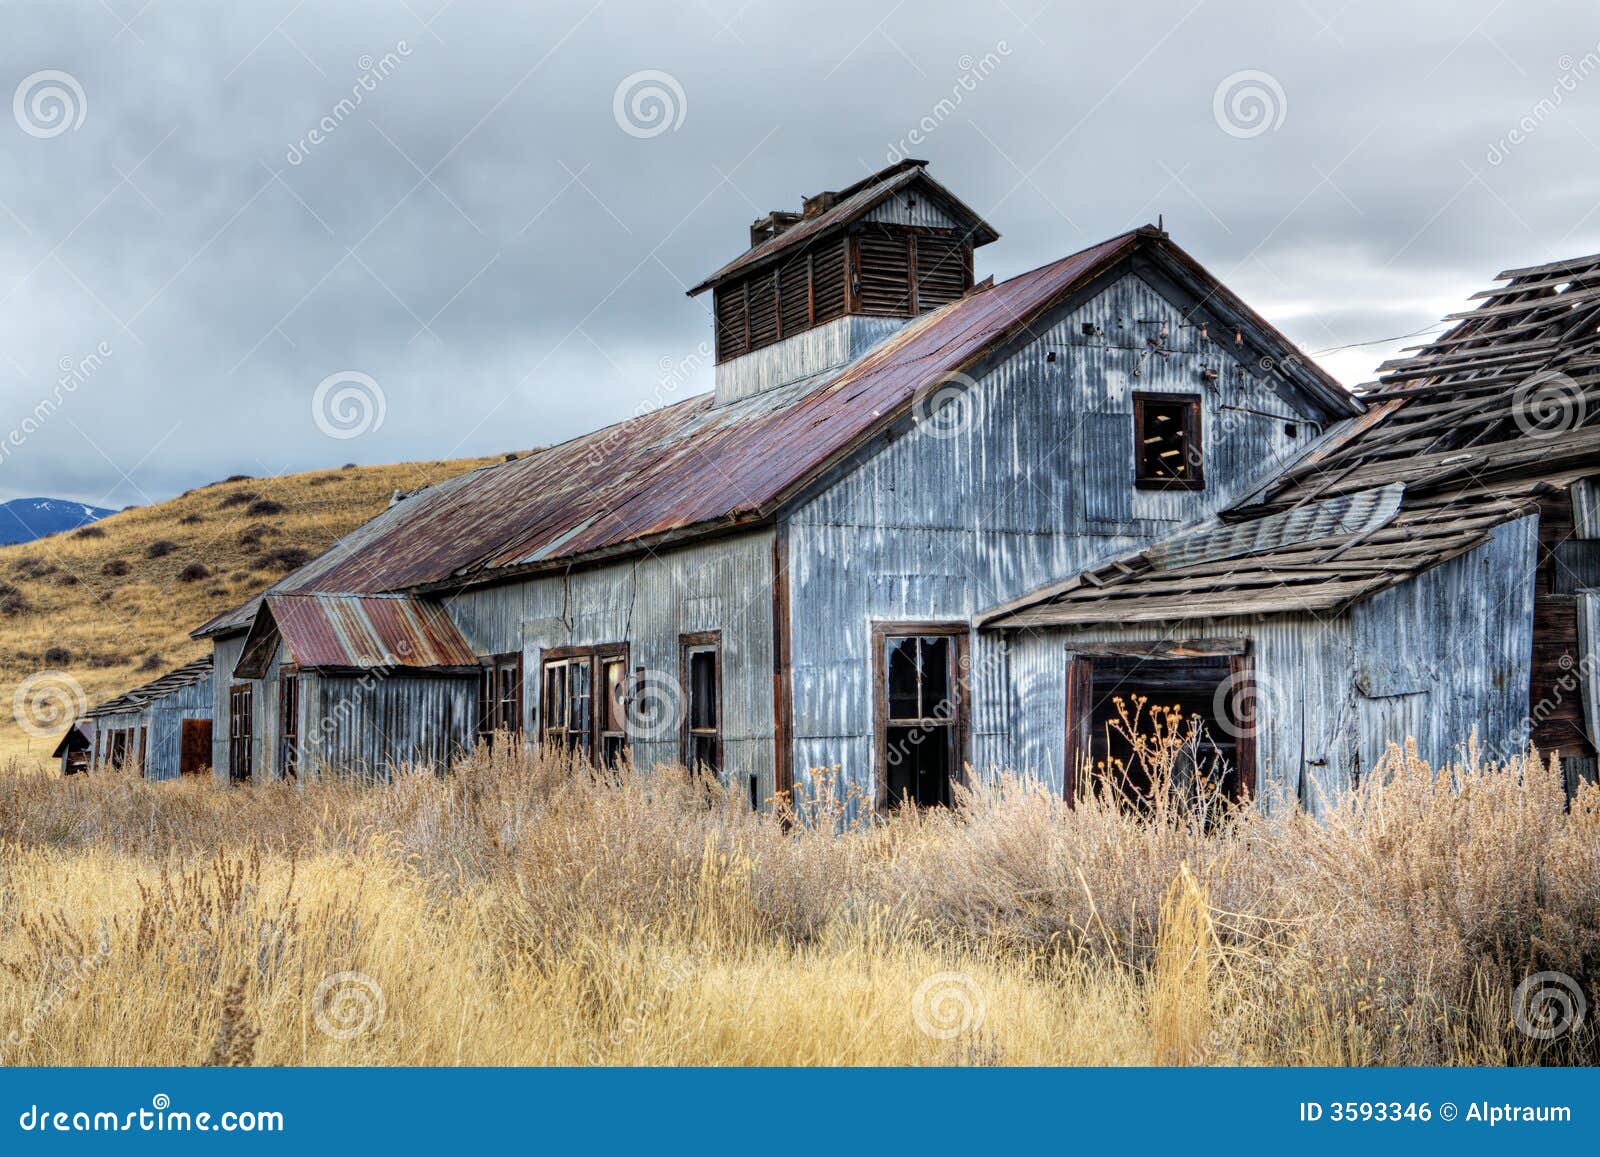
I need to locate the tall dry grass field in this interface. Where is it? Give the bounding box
[0,456,493,764]
[2,739,1596,1066]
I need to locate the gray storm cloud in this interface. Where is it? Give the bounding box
[2,0,1598,506]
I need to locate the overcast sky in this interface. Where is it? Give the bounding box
[2,0,1598,507]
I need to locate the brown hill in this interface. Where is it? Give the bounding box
[0,455,496,766]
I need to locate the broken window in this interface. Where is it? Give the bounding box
[540,645,628,765]
[228,683,253,783]
[680,633,721,776]
[599,656,628,768]
[1134,393,1203,490]
[875,625,967,810]
[278,671,300,779]
[478,653,524,746]
[1064,649,1256,810]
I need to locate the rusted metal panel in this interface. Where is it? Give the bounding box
[236,594,478,675]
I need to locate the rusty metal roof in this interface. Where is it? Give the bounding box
[84,656,213,719]
[686,161,1000,295]
[233,594,479,676]
[196,227,1352,639]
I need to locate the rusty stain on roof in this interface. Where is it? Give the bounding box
[234,593,478,675]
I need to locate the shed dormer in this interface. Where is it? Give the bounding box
[688,161,999,398]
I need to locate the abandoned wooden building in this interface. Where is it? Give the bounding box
[169,158,1597,811]
[64,656,215,778]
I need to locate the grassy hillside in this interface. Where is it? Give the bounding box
[0,455,496,765]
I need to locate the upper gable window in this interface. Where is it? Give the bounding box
[1133,393,1204,491]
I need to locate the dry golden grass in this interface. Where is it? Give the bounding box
[0,456,494,764]
[1,737,1596,1067]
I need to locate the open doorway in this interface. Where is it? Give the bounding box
[1064,646,1256,808]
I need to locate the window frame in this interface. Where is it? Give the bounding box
[477,652,525,747]
[228,683,254,783]
[539,643,629,764]
[871,622,970,812]
[678,631,723,776]
[277,668,300,780]
[1133,391,1205,491]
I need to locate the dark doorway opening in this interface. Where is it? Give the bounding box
[874,624,968,811]
[1065,647,1256,809]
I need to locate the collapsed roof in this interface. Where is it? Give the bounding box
[982,250,1600,629]
[82,656,214,719]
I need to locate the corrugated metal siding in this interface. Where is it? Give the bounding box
[444,529,778,802]
[786,269,1327,801]
[863,193,960,230]
[210,634,245,781]
[307,672,476,778]
[713,315,908,404]
[991,515,1539,814]
[89,669,213,782]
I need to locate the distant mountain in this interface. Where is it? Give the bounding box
[0,497,118,545]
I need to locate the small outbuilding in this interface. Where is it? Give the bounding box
[82,656,214,779]
[51,720,93,775]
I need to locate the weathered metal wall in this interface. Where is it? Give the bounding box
[306,672,476,778]
[863,193,959,230]
[93,673,213,782]
[714,314,907,403]
[445,529,778,802]
[785,269,1327,797]
[994,515,1540,813]
[209,633,245,782]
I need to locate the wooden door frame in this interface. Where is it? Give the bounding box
[871,621,970,812]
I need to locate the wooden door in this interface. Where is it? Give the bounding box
[180,718,212,775]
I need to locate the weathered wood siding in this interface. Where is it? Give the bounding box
[93,672,213,782]
[784,269,1329,798]
[994,514,1540,812]
[445,529,777,802]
